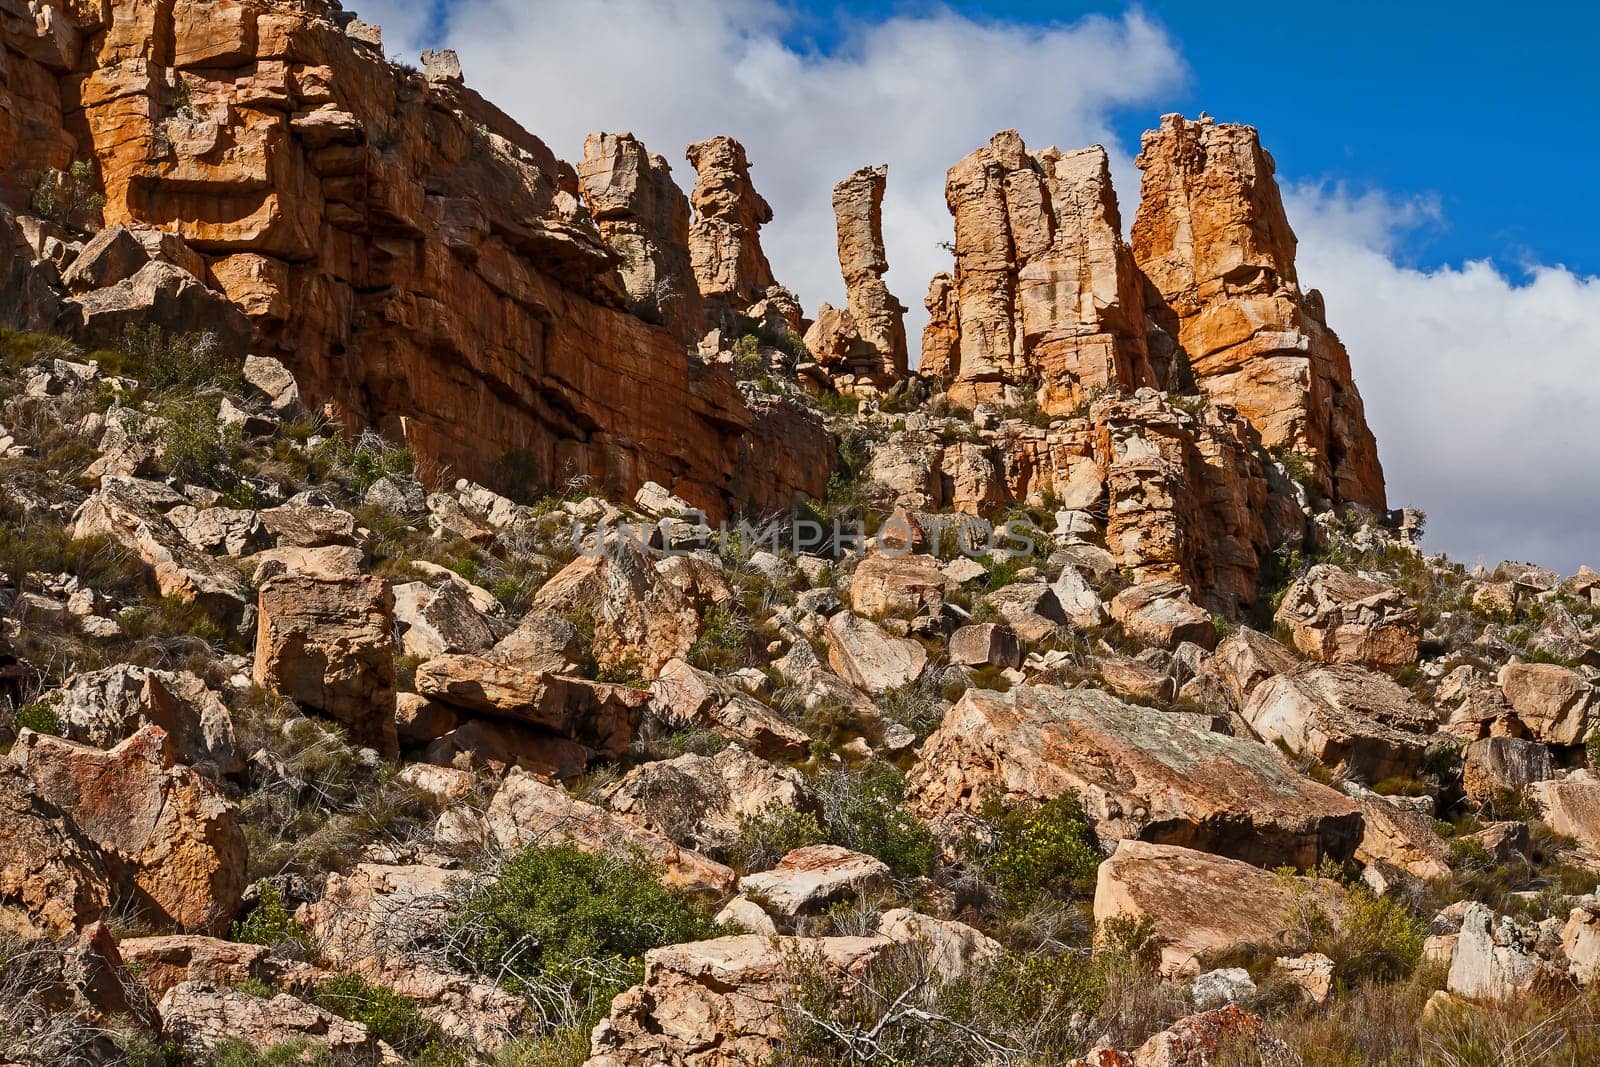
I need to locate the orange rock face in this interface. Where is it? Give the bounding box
[813,163,907,386]
[685,134,780,328]
[1131,113,1386,510]
[935,131,1154,411]
[0,2,828,518]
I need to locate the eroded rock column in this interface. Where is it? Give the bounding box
[686,135,783,330]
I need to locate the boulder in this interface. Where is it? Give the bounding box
[585,934,888,1067]
[157,982,392,1061]
[1132,1005,1285,1067]
[71,476,252,627]
[981,581,1068,643]
[597,746,810,852]
[1052,565,1109,629]
[490,611,587,675]
[0,763,111,938]
[1348,789,1452,882]
[1498,663,1600,746]
[1447,903,1551,1000]
[1093,840,1346,978]
[393,580,497,658]
[1532,771,1600,853]
[119,936,274,1000]
[414,657,645,759]
[948,623,1022,670]
[649,659,809,760]
[739,845,892,917]
[1274,565,1419,670]
[528,543,704,680]
[907,685,1361,869]
[253,567,398,757]
[1211,628,1300,707]
[1462,736,1554,803]
[824,612,927,695]
[45,665,240,776]
[850,554,946,618]
[258,502,357,548]
[1110,581,1216,650]
[67,261,252,356]
[1241,665,1437,783]
[13,726,245,935]
[483,770,735,895]
[167,504,268,557]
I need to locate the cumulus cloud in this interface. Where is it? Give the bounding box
[362,0,1184,340]
[361,0,1600,573]
[1287,184,1600,572]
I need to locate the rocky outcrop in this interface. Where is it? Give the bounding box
[157,982,394,1062]
[1241,665,1437,783]
[932,132,1153,411]
[805,164,907,389]
[597,745,810,853]
[45,665,240,777]
[578,131,700,342]
[906,686,1361,868]
[686,135,780,328]
[1275,565,1420,670]
[12,725,245,935]
[0,3,825,518]
[1131,114,1385,510]
[0,763,111,939]
[738,845,892,917]
[1094,841,1346,978]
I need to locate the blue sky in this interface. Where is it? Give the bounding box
[373,0,1600,572]
[790,0,1600,279]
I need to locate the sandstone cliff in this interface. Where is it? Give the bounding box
[0,0,829,517]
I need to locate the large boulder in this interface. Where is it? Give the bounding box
[414,657,646,759]
[648,659,809,760]
[738,845,892,917]
[1211,628,1300,708]
[71,476,252,628]
[907,685,1361,869]
[392,580,497,658]
[1446,903,1554,1000]
[597,746,810,853]
[119,936,274,1000]
[157,982,393,1062]
[1462,736,1554,803]
[0,763,112,938]
[1532,771,1600,853]
[1110,580,1216,651]
[1348,789,1452,882]
[296,863,527,1049]
[1497,663,1600,746]
[1274,565,1419,670]
[253,567,398,757]
[1093,840,1347,978]
[12,726,245,935]
[981,581,1068,643]
[824,612,927,695]
[66,261,252,355]
[850,553,946,618]
[46,665,240,776]
[1241,665,1437,783]
[482,771,735,896]
[528,542,705,681]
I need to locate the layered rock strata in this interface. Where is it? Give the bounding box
[804,164,908,388]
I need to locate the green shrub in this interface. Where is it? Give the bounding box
[29,160,105,231]
[13,697,60,736]
[490,1027,591,1067]
[230,883,307,952]
[113,325,239,392]
[157,397,246,490]
[444,844,722,1030]
[210,1039,335,1066]
[731,334,763,379]
[728,807,827,872]
[688,603,752,672]
[980,793,1101,902]
[812,766,937,878]
[312,974,441,1057]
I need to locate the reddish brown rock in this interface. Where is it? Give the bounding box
[1275,565,1420,671]
[934,132,1153,411]
[12,725,245,935]
[1131,114,1385,510]
[0,3,824,519]
[0,763,111,939]
[578,131,700,342]
[812,163,907,385]
[686,135,780,328]
[906,685,1361,869]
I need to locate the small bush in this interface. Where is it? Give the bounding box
[979,793,1101,903]
[157,397,247,491]
[113,326,239,393]
[811,766,938,879]
[12,697,60,736]
[443,844,722,1031]
[728,807,827,873]
[312,974,441,1057]
[229,882,307,956]
[210,1039,336,1066]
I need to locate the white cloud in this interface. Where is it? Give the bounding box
[362,0,1184,342]
[1287,184,1600,573]
[360,1,1600,574]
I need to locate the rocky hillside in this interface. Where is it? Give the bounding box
[4,3,1600,1066]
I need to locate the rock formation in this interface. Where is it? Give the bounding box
[804,164,908,390]
[1131,113,1386,509]
[0,2,828,517]
[577,131,701,342]
[685,135,785,330]
[924,133,1154,411]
